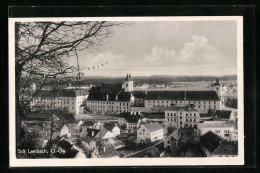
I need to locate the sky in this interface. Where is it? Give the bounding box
[69,20,238,77]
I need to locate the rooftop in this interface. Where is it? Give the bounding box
[145,91,220,101]
[95,127,110,139]
[87,84,132,102]
[215,110,232,119]
[213,143,238,155]
[103,123,117,132]
[197,121,235,128]
[99,145,118,158]
[81,121,95,127]
[35,89,89,98]
[165,105,199,112]
[132,91,146,99]
[200,131,224,153]
[143,123,164,133]
[86,128,100,138]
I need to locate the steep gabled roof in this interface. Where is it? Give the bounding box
[143,123,164,133]
[99,145,118,158]
[145,91,184,100]
[215,110,232,119]
[82,121,95,127]
[212,143,238,155]
[103,123,116,132]
[132,91,146,99]
[145,91,220,101]
[165,105,199,112]
[200,131,224,153]
[95,127,111,139]
[186,91,220,101]
[35,89,88,98]
[86,128,100,137]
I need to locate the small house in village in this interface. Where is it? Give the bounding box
[200,131,238,157]
[103,123,121,136]
[197,121,235,141]
[214,110,236,121]
[137,123,164,143]
[164,129,180,149]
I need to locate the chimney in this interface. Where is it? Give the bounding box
[133,111,136,115]
[130,110,134,115]
[106,94,109,101]
[115,94,118,101]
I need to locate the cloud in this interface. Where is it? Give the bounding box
[143,35,220,66]
[144,46,176,65]
[177,35,219,63]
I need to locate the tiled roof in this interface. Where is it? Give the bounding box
[86,128,100,137]
[87,84,123,101]
[143,123,164,133]
[35,89,89,98]
[87,86,132,102]
[200,131,224,153]
[200,113,212,118]
[186,91,220,101]
[168,130,179,141]
[215,110,232,119]
[95,127,109,139]
[132,91,146,99]
[198,121,234,128]
[145,91,184,100]
[212,143,238,155]
[99,145,118,158]
[145,91,220,101]
[103,123,116,132]
[165,105,199,112]
[82,121,95,127]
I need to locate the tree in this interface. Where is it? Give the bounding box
[144,147,160,157]
[15,21,126,151]
[178,137,188,156]
[16,21,124,116]
[16,127,39,158]
[208,109,215,117]
[188,132,201,154]
[46,114,63,158]
[144,138,152,147]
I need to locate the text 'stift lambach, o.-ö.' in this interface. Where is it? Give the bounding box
[9,16,244,167]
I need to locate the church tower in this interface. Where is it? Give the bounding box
[212,79,222,99]
[122,74,134,92]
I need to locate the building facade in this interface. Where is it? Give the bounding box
[137,123,164,142]
[165,105,200,128]
[197,121,235,141]
[144,90,222,114]
[30,89,89,114]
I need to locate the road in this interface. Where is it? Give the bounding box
[123,140,164,158]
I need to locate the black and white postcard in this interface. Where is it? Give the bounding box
[9,16,244,166]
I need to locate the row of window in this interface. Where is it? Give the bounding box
[215,130,230,134]
[32,101,74,105]
[34,97,75,101]
[167,118,197,122]
[147,100,217,104]
[166,112,198,117]
[88,101,129,106]
[40,105,74,110]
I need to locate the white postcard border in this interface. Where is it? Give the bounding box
[9,16,244,167]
